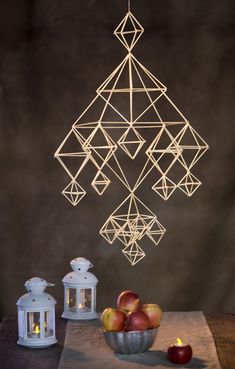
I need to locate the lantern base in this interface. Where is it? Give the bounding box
[17,337,57,348]
[62,311,98,320]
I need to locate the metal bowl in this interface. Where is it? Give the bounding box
[103,328,158,354]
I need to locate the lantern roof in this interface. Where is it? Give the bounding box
[17,292,56,308]
[62,271,98,285]
[62,257,98,286]
[17,277,56,308]
[24,277,54,294]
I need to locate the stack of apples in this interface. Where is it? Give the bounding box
[101,290,162,332]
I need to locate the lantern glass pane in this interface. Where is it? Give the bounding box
[65,288,70,309]
[27,312,41,338]
[44,311,53,337]
[68,288,77,312]
[18,310,24,338]
[79,288,92,312]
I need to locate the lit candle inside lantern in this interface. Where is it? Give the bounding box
[34,323,40,334]
[29,322,40,338]
[30,321,48,337]
[78,302,87,312]
[167,337,193,364]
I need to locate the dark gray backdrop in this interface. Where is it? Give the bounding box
[1,0,235,318]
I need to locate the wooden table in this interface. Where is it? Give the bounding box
[0,314,234,369]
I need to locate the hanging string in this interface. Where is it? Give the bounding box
[128,0,131,12]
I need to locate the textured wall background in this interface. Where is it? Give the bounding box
[0,0,235,318]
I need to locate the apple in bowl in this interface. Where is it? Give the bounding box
[141,304,162,328]
[125,311,149,331]
[101,308,125,332]
[117,290,141,313]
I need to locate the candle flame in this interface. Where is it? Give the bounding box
[177,338,183,346]
[79,303,84,308]
[32,323,40,334]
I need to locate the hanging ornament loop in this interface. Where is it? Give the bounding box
[128,0,131,12]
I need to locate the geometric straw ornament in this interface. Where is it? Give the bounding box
[54,0,209,266]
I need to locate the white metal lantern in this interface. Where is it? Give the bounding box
[62,257,98,320]
[16,277,57,348]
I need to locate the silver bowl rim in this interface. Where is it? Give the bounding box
[102,326,159,334]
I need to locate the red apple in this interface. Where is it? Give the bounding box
[141,304,162,328]
[101,308,125,332]
[125,311,149,331]
[167,343,193,364]
[117,290,141,313]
